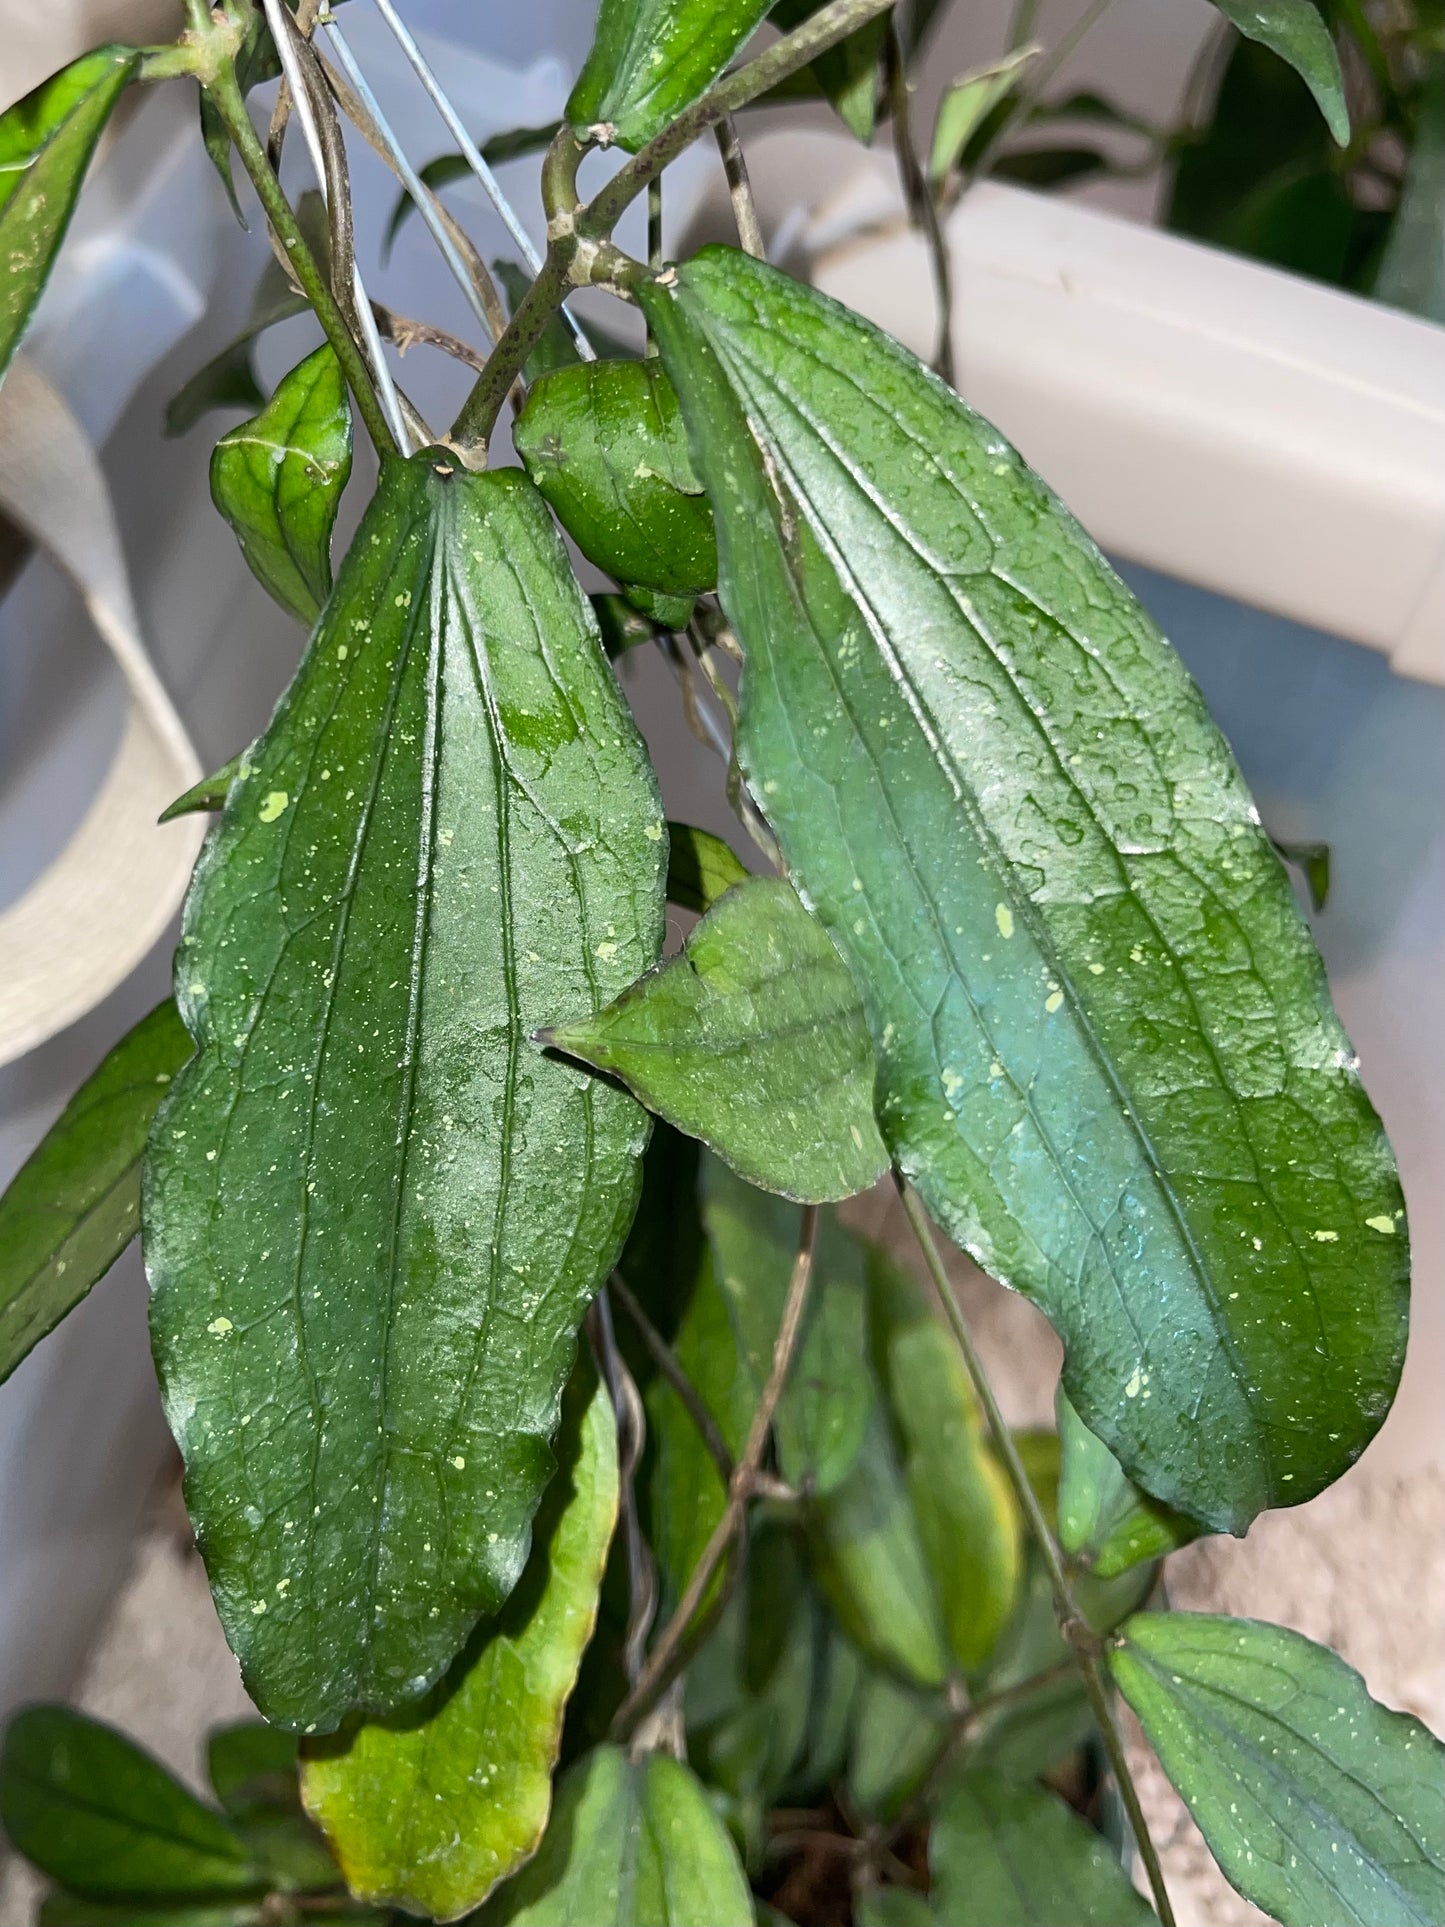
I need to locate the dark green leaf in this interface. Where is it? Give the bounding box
[992,145,1110,187]
[210,345,352,626]
[161,758,245,825]
[0,1707,260,1900]
[625,584,697,628]
[1272,836,1331,913]
[1112,1612,1445,1927]
[0,1002,190,1386]
[591,592,665,658]
[1056,1387,1201,1580]
[300,1367,618,1920]
[919,1768,1156,1925]
[543,877,888,1202]
[806,1405,950,1689]
[0,46,137,384]
[1214,160,1357,283]
[772,0,886,142]
[666,821,750,913]
[845,1665,947,1820]
[1374,57,1445,322]
[931,48,1041,181]
[704,1158,875,1494]
[206,1723,298,1817]
[144,457,665,1732]
[514,360,717,599]
[1028,89,1160,136]
[1208,0,1349,144]
[567,0,774,153]
[477,1745,754,1924]
[642,247,1408,1536]
[382,124,562,258]
[869,1253,1021,1669]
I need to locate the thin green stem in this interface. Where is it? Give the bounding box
[895,1178,1175,1927]
[579,0,896,239]
[201,52,398,456]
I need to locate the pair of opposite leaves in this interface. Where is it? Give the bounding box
[141,245,1406,1741]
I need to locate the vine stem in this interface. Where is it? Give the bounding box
[895,1177,1175,1927]
[197,17,399,457]
[609,1206,819,1739]
[885,23,955,384]
[609,1274,735,1488]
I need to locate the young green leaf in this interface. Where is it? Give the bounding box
[1208,0,1349,145]
[300,1366,618,1921]
[771,0,886,142]
[1272,835,1331,913]
[704,1157,875,1494]
[206,1723,299,1818]
[930,47,1041,181]
[0,46,138,383]
[666,821,750,913]
[160,757,245,824]
[914,1768,1157,1925]
[1112,1612,1445,1927]
[209,345,353,627]
[641,247,1408,1537]
[0,1002,190,1386]
[567,0,774,153]
[477,1745,754,1925]
[144,458,665,1733]
[0,1708,261,1901]
[1374,57,1445,324]
[869,1253,1022,1670]
[1056,1386,1202,1580]
[807,1405,950,1689]
[514,360,717,601]
[542,877,888,1203]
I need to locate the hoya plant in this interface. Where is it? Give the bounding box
[0,2,1439,1924]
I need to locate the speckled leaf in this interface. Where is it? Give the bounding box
[477,1745,754,1925]
[666,821,749,913]
[1209,0,1349,144]
[210,345,352,626]
[567,0,773,152]
[919,1768,1157,1925]
[869,1252,1022,1670]
[0,1708,261,1901]
[544,877,888,1202]
[0,1002,190,1386]
[1112,1613,1445,1927]
[0,46,137,382]
[143,456,665,1732]
[514,360,716,600]
[703,1157,875,1494]
[300,1366,618,1922]
[1056,1387,1201,1580]
[641,247,1408,1537]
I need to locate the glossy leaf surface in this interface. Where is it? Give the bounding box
[915,1768,1157,1925]
[0,1002,190,1386]
[0,46,137,382]
[0,1708,259,1901]
[301,1368,618,1921]
[545,877,888,1202]
[209,345,352,626]
[1056,1386,1201,1579]
[514,360,716,598]
[1112,1613,1445,1927]
[642,247,1408,1535]
[567,0,773,152]
[478,1745,754,1924]
[1208,0,1349,143]
[704,1158,874,1494]
[666,821,749,913]
[144,457,665,1731]
[869,1252,1021,1669]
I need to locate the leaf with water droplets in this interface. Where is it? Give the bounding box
[143,456,664,1732]
[567,0,773,152]
[641,247,1408,1536]
[1111,1612,1445,1926]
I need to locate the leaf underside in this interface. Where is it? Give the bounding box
[641,247,1408,1536]
[144,456,664,1732]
